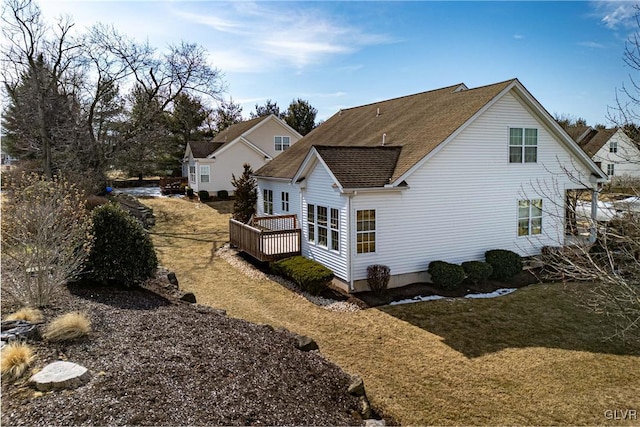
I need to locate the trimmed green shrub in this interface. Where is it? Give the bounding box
[198,190,210,202]
[86,203,158,285]
[217,190,229,200]
[485,249,522,281]
[428,261,465,290]
[186,187,194,198]
[367,264,390,294]
[462,261,493,284]
[271,256,334,295]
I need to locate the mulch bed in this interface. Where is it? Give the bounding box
[1,282,366,426]
[353,270,539,308]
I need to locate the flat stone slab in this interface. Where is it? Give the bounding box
[30,361,91,391]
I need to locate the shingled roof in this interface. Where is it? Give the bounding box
[579,128,617,157]
[188,141,224,158]
[255,79,515,182]
[212,116,268,144]
[314,146,401,188]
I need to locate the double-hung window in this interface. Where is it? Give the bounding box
[281,192,289,212]
[317,206,328,247]
[356,209,376,253]
[607,164,615,176]
[275,136,290,151]
[330,208,339,251]
[609,141,618,153]
[518,199,542,236]
[509,128,538,163]
[199,165,210,183]
[189,165,196,183]
[307,204,315,242]
[263,189,273,215]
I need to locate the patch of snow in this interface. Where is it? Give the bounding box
[112,187,182,198]
[388,288,517,306]
[575,200,618,222]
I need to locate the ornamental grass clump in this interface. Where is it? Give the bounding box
[43,312,91,342]
[4,307,44,324]
[86,203,158,285]
[1,342,35,380]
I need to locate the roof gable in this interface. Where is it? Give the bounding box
[187,140,224,158]
[580,128,618,157]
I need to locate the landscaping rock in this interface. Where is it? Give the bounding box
[29,361,91,391]
[348,375,366,396]
[167,272,179,288]
[192,304,226,316]
[179,292,197,304]
[359,396,372,419]
[1,320,38,343]
[294,335,319,352]
[365,419,385,427]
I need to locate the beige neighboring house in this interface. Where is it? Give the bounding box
[183,114,302,194]
[568,126,640,181]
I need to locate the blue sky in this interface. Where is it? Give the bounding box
[39,1,640,125]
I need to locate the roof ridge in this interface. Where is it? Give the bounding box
[339,83,465,112]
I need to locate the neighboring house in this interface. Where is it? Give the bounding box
[569,126,640,181]
[235,79,607,292]
[1,147,18,171]
[183,114,302,194]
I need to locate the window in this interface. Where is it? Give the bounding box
[518,199,542,236]
[607,164,615,176]
[307,204,315,242]
[330,208,339,252]
[281,192,289,212]
[610,141,618,153]
[356,209,376,253]
[509,128,537,163]
[199,165,210,183]
[275,136,291,151]
[263,189,273,214]
[317,206,328,247]
[189,165,196,183]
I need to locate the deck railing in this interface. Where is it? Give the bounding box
[229,216,301,262]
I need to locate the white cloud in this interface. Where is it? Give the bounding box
[173,2,393,72]
[593,1,639,29]
[578,41,605,48]
[513,34,524,40]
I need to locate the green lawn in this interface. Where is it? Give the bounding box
[144,197,640,426]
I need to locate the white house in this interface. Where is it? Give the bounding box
[183,114,302,194]
[241,79,607,292]
[573,127,640,181]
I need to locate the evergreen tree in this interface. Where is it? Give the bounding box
[231,163,257,223]
[284,98,317,136]
[214,97,243,133]
[250,99,283,119]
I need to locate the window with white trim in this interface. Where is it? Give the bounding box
[307,204,315,242]
[317,206,328,247]
[607,164,615,176]
[274,136,291,151]
[518,199,542,236]
[263,189,273,214]
[609,141,618,153]
[356,209,376,253]
[199,165,210,183]
[189,165,196,183]
[509,128,538,163]
[281,192,289,212]
[330,208,339,252]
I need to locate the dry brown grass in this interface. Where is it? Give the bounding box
[4,307,43,323]
[43,312,91,342]
[1,342,35,380]
[144,197,640,426]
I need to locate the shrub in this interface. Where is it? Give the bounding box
[461,261,493,284]
[428,261,465,290]
[186,187,194,198]
[4,308,43,324]
[272,256,334,295]
[0,173,92,307]
[367,265,390,294]
[198,190,210,202]
[1,342,35,380]
[86,203,158,285]
[217,190,229,200]
[485,249,523,281]
[43,312,91,342]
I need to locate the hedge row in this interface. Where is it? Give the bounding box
[271,256,334,295]
[428,249,522,289]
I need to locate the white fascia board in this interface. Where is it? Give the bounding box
[292,147,343,191]
[206,136,271,160]
[341,186,408,194]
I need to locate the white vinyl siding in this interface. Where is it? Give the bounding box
[350,92,592,282]
[591,129,640,180]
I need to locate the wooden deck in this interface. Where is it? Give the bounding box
[229,215,301,262]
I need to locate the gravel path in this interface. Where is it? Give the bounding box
[1,283,364,426]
